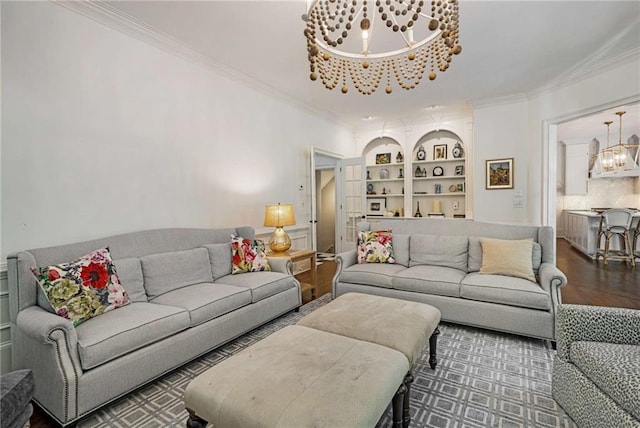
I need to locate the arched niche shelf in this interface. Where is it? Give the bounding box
[362,137,406,217]
[410,129,467,219]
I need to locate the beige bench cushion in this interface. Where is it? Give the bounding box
[298,293,440,366]
[184,325,408,428]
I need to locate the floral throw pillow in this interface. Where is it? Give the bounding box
[357,230,396,264]
[231,236,272,274]
[31,248,130,327]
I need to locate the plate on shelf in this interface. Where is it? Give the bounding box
[433,166,444,176]
[449,184,457,192]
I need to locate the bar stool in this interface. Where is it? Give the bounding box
[595,208,635,267]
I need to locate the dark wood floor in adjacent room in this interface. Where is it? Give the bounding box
[29,238,639,427]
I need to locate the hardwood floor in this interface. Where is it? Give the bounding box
[29,241,639,427]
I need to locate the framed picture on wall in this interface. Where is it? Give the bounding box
[433,144,447,160]
[486,158,514,189]
[375,153,391,164]
[367,197,387,216]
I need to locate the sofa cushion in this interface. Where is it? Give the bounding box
[31,248,130,327]
[340,264,408,289]
[113,258,147,302]
[392,234,410,267]
[140,248,213,299]
[570,341,640,420]
[151,283,251,327]
[215,272,296,303]
[231,237,271,274]
[203,243,232,280]
[460,272,550,310]
[357,230,396,264]
[469,237,541,274]
[76,302,190,370]
[480,238,536,282]
[393,265,464,297]
[409,235,468,272]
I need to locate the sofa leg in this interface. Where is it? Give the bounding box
[550,340,557,350]
[392,382,407,428]
[429,327,440,369]
[186,408,208,428]
[403,371,414,428]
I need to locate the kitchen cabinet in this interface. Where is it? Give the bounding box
[564,143,589,195]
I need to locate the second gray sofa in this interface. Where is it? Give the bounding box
[8,227,301,426]
[333,219,567,341]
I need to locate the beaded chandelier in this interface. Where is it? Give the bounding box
[303,0,462,95]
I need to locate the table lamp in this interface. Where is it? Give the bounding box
[264,203,296,253]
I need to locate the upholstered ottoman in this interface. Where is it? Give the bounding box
[183,325,410,428]
[297,292,441,427]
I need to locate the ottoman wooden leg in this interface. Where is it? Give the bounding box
[186,408,208,428]
[392,382,407,428]
[403,371,414,428]
[429,327,440,370]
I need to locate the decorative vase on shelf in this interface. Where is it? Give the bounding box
[398,168,404,178]
[366,170,371,180]
[416,145,426,161]
[415,202,423,217]
[396,151,403,163]
[379,168,390,179]
[415,166,422,178]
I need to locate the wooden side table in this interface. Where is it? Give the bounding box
[268,249,316,300]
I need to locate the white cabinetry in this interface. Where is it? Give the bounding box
[563,211,600,258]
[564,143,589,195]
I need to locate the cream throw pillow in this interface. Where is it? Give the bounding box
[480,238,536,282]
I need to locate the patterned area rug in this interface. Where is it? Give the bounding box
[78,295,576,427]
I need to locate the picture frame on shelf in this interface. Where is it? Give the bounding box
[486,158,514,189]
[375,153,391,164]
[455,165,464,175]
[367,197,387,216]
[457,183,464,192]
[433,144,447,160]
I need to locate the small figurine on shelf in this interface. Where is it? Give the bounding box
[435,184,442,194]
[415,166,422,178]
[398,168,404,179]
[396,151,404,163]
[366,170,371,180]
[415,202,423,217]
[382,188,387,195]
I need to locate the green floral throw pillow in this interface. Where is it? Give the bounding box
[231,236,271,274]
[357,230,396,263]
[31,248,130,327]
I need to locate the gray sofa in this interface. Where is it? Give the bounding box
[7,227,301,426]
[333,219,567,341]
[552,304,640,427]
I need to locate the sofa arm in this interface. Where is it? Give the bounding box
[538,262,567,292]
[331,250,357,297]
[556,304,640,360]
[14,306,83,422]
[266,257,293,275]
[16,306,77,345]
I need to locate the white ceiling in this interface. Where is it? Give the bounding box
[103,1,640,130]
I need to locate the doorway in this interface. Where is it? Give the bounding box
[316,169,336,254]
[310,148,341,255]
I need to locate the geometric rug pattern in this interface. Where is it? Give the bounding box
[78,294,577,427]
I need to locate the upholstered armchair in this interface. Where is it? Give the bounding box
[552,304,640,427]
[1,369,34,428]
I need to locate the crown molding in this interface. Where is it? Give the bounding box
[530,47,640,98]
[52,1,351,130]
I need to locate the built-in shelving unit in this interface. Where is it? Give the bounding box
[411,131,467,218]
[363,130,468,219]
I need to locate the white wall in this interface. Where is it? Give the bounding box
[1,1,352,261]
[472,98,529,224]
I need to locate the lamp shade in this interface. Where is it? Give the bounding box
[264,204,296,227]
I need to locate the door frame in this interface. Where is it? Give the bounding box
[310,147,342,252]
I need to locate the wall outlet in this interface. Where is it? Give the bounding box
[453,201,459,210]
